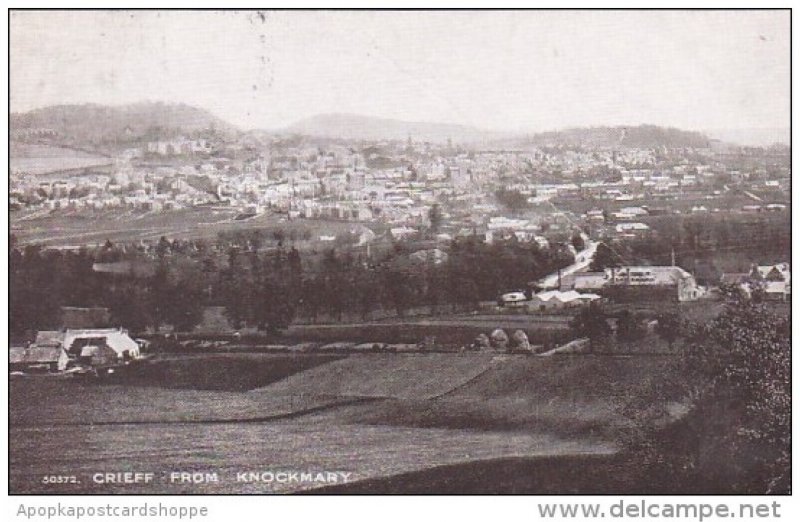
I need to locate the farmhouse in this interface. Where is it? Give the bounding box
[62,328,141,360]
[750,263,791,301]
[751,262,790,282]
[720,263,790,302]
[9,345,69,372]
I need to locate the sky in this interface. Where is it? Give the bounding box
[10,10,791,135]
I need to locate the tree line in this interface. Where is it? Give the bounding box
[10,234,575,336]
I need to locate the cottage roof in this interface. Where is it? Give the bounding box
[535,290,582,303]
[756,263,790,281]
[554,290,582,302]
[535,290,560,301]
[34,330,64,347]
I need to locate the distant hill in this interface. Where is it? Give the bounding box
[10,102,239,149]
[705,127,789,148]
[520,125,712,149]
[284,113,508,144]
[286,116,714,149]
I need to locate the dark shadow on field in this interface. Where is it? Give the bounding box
[117,353,345,391]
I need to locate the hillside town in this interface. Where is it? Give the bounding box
[9,130,790,249]
[10,123,791,355]
[9,9,791,498]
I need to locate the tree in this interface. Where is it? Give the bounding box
[220,247,249,330]
[320,249,346,321]
[428,204,443,235]
[354,267,380,321]
[108,280,151,334]
[616,309,647,342]
[676,300,789,492]
[494,188,529,214]
[654,311,682,350]
[155,236,171,258]
[589,242,623,271]
[301,276,322,323]
[571,232,585,251]
[163,277,205,332]
[622,298,790,493]
[254,278,295,332]
[570,303,611,353]
[272,229,286,247]
[383,265,413,317]
[148,262,170,331]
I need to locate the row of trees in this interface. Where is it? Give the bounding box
[636,214,790,266]
[10,234,576,336]
[585,213,790,287]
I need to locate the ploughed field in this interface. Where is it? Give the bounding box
[9,352,682,494]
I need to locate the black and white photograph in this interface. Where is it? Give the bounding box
[6,7,791,499]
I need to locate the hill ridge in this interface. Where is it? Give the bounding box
[10,101,239,149]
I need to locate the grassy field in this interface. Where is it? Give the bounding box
[10,360,615,494]
[120,353,343,391]
[10,143,112,175]
[10,374,348,426]
[11,353,350,426]
[9,347,694,494]
[250,353,498,400]
[310,353,685,438]
[10,207,363,247]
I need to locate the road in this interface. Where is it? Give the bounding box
[537,240,599,289]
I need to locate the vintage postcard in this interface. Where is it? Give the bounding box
[7,9,791,498]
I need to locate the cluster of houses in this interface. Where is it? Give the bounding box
[721,263,791,302]
[500,263,708,311]
[10,326,142,374]
[501,260,791,312]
